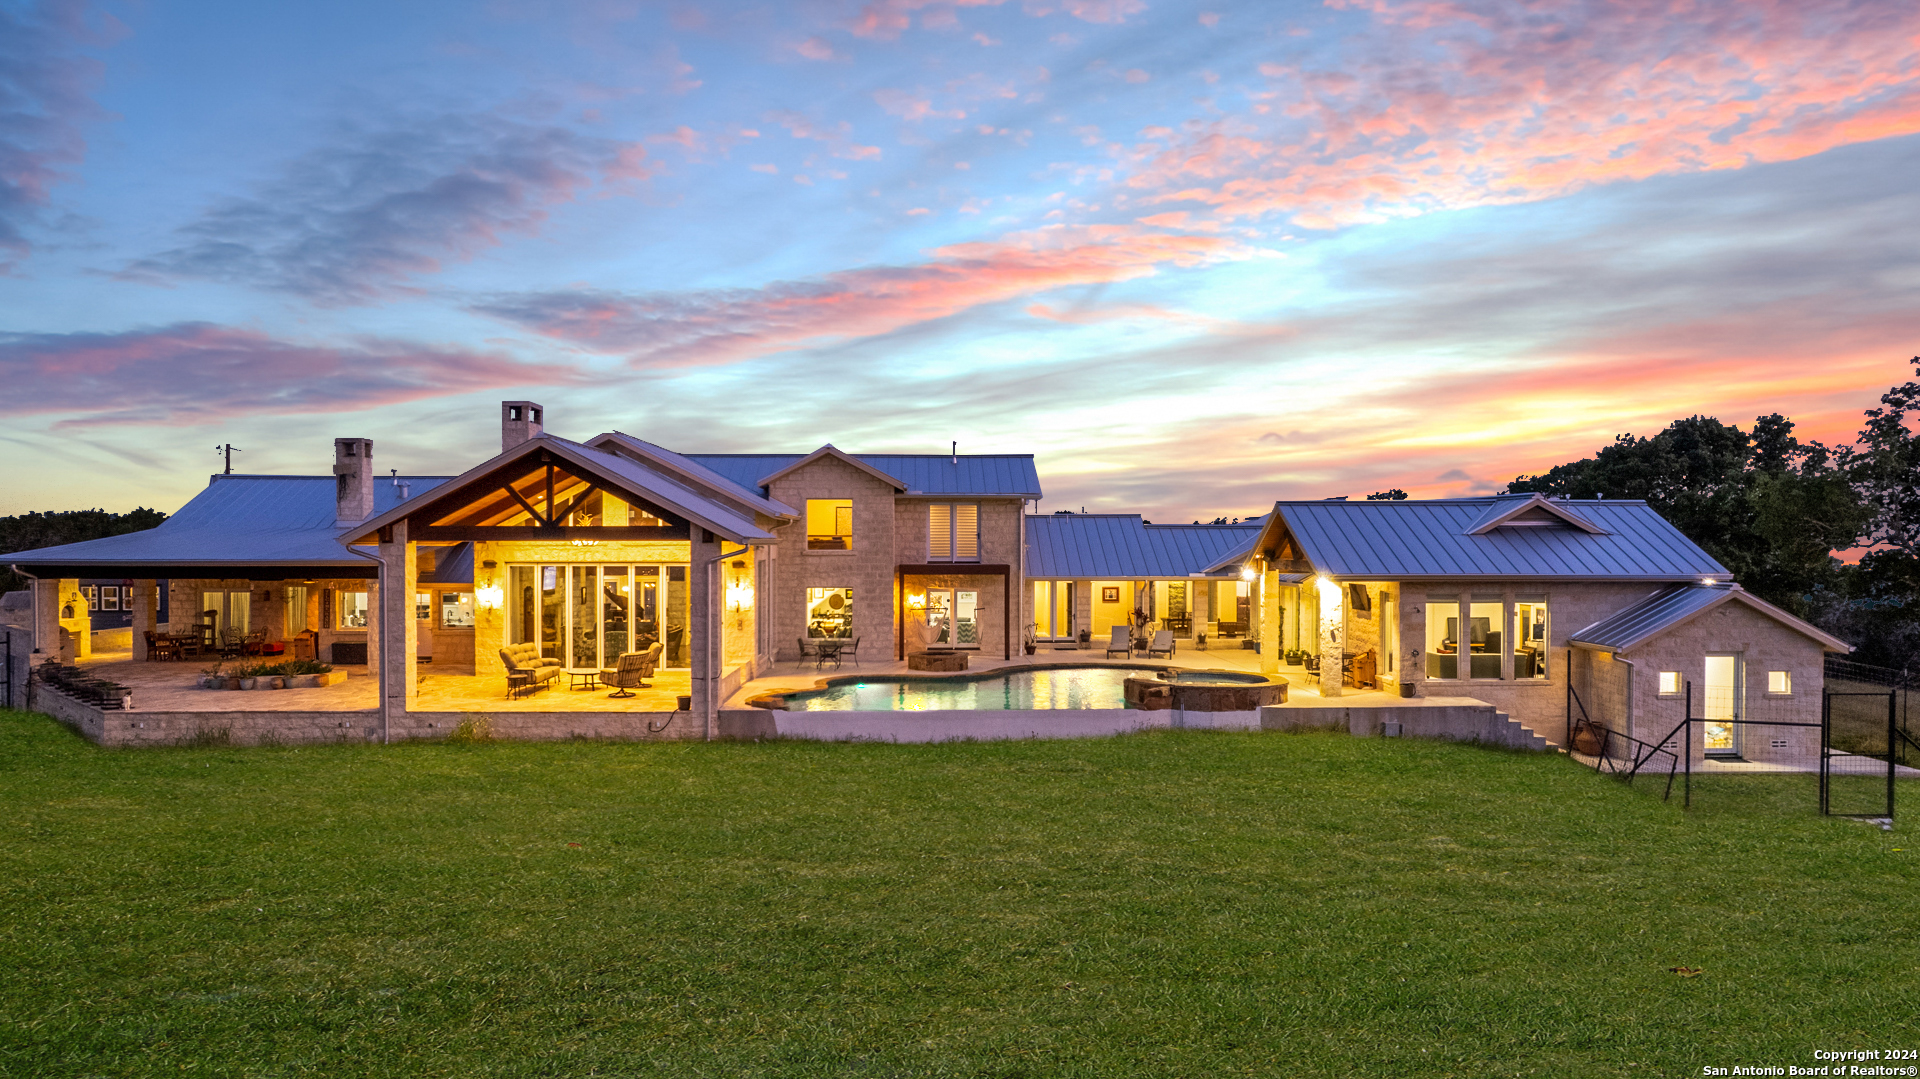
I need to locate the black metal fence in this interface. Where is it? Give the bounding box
[1565,654,1916,818]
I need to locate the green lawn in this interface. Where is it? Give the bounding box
[0,711,1912,1078]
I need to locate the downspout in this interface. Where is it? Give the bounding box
[701,537,750,742]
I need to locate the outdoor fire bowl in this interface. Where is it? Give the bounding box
[1124,670,1288,711]
[907,650,969,672]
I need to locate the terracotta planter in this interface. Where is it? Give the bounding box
[224,677,243,690]
[263,676,284,690]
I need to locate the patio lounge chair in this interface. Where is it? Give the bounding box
[602,643,662,698]
[1145,630,1176,659]
[1104,627,1133,659]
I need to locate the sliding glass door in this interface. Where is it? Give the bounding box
[508,563,689,670]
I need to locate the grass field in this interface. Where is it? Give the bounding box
[0,710,1913,1078]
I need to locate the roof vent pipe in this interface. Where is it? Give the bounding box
[334,438,375,526]
[951,440,957,465]
[502,400,545,453]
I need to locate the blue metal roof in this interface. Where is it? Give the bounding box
[685,452,1042,498]
[592,433,797,519]
[6,474,452,570]
[1570,583,1851,652]
[1270,498,1728,580]
[1026,515,1263,578]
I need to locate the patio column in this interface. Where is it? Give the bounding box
[1191,579,1210,640]
[690,529,719,737]
[30,578,59,660]
[377,522,418,706]
[1259,567,1280,675]
[130,580,157,661]
[1318,577,1344,698]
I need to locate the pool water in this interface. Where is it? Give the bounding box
[782,667,1143,711]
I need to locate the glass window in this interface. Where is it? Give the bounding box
[339,592,369,629]
[806,499,854,550]
[1468,596,1503,679]
[570,567,598,668]
[1768,670,1791,694]
[1425,596,1459,679]
[101,586,121,611]
[602,568,630,658]
[928,504,979,562]
[806,587,853,639]
[440,592,475,628]
[1658,671,1682,696]
[1513,595,1548,679]
[415,592,432,620]
[508,566,536,645]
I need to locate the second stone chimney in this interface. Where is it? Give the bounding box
[334,438,375,526]
[503,401,544,453]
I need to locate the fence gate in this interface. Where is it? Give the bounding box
[1821,658,1916,821]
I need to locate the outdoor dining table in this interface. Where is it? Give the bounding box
[814,640,846,669]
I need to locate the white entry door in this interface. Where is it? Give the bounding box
[1703,653,1742,755]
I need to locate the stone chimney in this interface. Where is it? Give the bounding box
[502,401,544,453]
[334,438,375,526]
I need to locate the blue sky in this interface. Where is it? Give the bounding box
[3,0,1917,521]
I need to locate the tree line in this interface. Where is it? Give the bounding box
[1509,360,1920,670]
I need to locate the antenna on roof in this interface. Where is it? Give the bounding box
[951,440,957,465]
[214,444,240,474]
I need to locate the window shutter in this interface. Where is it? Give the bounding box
[955,504,978,561]
[929,504,952,561]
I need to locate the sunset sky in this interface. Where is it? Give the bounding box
[3,0,1918,521]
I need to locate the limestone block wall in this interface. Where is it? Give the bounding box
[767,457,900,662]
[1399,580,1667,738]
[1619,602,1830,767]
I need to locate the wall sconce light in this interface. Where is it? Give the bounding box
[475,584,504,610]
[725,579,755,611]
[569,539,600,547]
[906,592,927,610]
[1239,566,1257,581]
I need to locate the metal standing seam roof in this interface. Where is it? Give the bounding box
[1025,515,1265,578]
[5,474,454,570]
[591,432,798,519]
[684,453,1043,498]
[1569,583,1852,653]
[1270,498,1729,579]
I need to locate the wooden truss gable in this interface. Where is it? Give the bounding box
[394,450,692,543]
[1259,514,1314,574]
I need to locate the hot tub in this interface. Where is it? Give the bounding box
[1123,669,1287,711]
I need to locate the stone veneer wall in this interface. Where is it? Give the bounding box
[765,456,900,663]
[1617,601,1830,766]
[1399,581,1669,739]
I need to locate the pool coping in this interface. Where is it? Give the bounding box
[747,660,1281,711]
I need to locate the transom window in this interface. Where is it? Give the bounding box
[928,503,979,562]
[806,499,854,550]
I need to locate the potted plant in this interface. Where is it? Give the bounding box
[1077,628,1092,650]
[199,661,224,689]
[1023,625,1038,656]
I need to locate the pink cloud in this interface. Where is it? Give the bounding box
[474,225,1237,366]
[794,36,839,61]
[1127,0,1920,228]
[873,88,966,121]
[0,323,588,427]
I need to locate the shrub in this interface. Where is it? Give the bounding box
[447,715,494,744]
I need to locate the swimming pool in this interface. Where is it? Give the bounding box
[779,667,1142,711]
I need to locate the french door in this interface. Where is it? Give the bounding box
[926,589,980,648]
[509,564,690,670]
[1032,581,1075,641]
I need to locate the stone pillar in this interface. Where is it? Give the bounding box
[377,524,417,703]
[1191,579,1210,638]
[130,580,157,661]
[366,580,381,677]
[31,578,59,660]
[1318,577,1344,698]
[1074,580,1093,646]
[1259,568,1281,675]
[689,529,720,734]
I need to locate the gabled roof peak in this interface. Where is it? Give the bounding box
[758,445,908,491]
[1464,492,1606,535]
